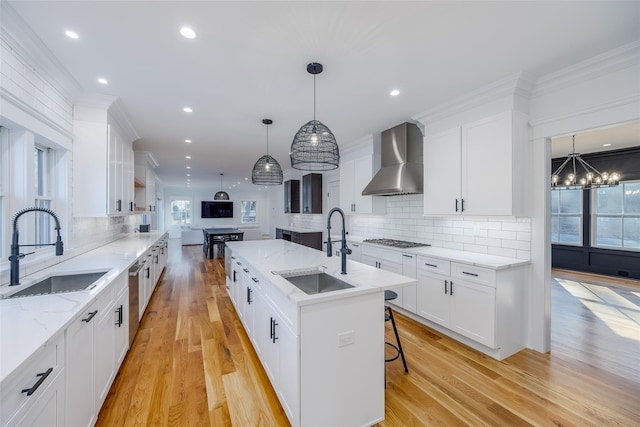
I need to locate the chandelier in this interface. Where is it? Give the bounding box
[290,62,339,171]
[551,135,620,190]
[252,119,283,185]
[214,173,230,200]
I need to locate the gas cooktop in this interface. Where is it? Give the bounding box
[362,238,430,249]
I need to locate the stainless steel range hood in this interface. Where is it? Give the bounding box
[362,122,423,196]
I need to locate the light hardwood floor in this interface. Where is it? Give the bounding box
[96,241,640,426]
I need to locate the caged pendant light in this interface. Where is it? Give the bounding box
[290,62,339,171]
[551,135,620,190]
[214,173,230,200]
[252,119,283,185]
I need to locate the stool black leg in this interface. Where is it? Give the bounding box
[388,307,408,373]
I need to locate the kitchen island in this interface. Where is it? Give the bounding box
[225,239,417,427]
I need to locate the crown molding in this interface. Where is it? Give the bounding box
[532,40,640,98]
[108,99,140,143]
[1,2,82,101]
[340,134,374,157]
[135,151,159,169]
[412,72,536,125]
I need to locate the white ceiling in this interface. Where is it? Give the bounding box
[7,1,640,189]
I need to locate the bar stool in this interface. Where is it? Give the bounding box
[384,290,408,373]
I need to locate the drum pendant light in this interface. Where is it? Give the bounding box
[290,62,339,171]
[252,119,283,185]
[214,173,230,200]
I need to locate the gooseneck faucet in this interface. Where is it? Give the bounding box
[326,207,351,275]
[8,207,64,286]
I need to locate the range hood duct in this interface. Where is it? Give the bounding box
[362,122,423,196]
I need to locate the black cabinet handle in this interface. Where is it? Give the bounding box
[233,271,237,282]
[243,268,249,273]
[115,305,123,327]
[116,200,122,212]
[129,201,133,212]
[272,319,279,343]
[403,254,413,258]
[270,317,274,340]
[247,287,252,304]
[252,277,259,283]
[461,198,465,212]
[21,367,53,396]
[455,199,459,212]
[146,267,150,278]
[352,244,359,247]
[450,281,454,295]
[424,263,438,268]
[82,310,98,323]
[462,271,479,277]
[444,280,448,295]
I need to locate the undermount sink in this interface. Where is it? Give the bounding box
[7,271,109,299]
[280,269,354,295]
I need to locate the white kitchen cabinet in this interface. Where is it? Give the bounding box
[1,334,65,427]
[399,253,418,313]
[340,154,385,214]
[113,289,129,368]
[361,245,403,274]
[134,165,157,213]
[73,105,135,217]
[347,241,362,262]
[423,111,529,216]
[414,255,527,356]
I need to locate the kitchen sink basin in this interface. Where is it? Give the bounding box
[280,270,354,295]
[8,271,108,298]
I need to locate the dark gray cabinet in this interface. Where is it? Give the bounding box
[275,228,322,251]
[284,180,300,214]
[302,173,322,214]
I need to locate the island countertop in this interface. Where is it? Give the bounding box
[226,239,417,307]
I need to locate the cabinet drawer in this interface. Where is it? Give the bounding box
[417,256,451,276]
[0,333,64,426]
[361,245,403,264]
[451,263,496,287]
[265,280,298,333]
[94,285,115,322]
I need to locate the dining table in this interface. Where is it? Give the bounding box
[204,228,244,259]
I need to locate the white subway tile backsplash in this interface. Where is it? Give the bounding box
[348,194,531,260]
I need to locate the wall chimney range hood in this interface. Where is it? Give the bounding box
[362,122,424,196]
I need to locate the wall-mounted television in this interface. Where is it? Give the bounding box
[201,201,234,218]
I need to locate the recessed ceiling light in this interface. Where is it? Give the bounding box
[603,143,612,147]
[180,27,196,39]
[65,30,79,39]
[97,78,108,85]
[390,89,400,97]
[186,166,191,169]
[244,177,248,181]
[186,173,191,177]
[183,107,193,113]
[185,139,192,143]
[185,155,191,159]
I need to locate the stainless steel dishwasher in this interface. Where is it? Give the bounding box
[128,261,145,346]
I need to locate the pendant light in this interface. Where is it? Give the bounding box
[214,173,230,200]
[290,62,339,171]
[551,135,620,190]
[252,119,283,185]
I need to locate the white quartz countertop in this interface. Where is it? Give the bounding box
[226,239,417,307]
[345,235,529,270]
[0,232,166,383]
[275,226,324,233]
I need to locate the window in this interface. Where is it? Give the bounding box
[592,181,640,249]
[34,145,54,248]
[0,127,7,257]
[551,188,582,244]
[241,201,257,223]
[169,199,191,226]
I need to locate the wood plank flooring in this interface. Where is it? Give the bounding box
[96,241,640,426]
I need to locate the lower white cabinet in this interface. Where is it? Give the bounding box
[415,255,525,358]
[1,334,65,427]
[66,270,128,427]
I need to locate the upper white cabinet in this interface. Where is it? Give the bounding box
[340,154,385,214]
[134,164,157,213]
[423,110,529,216]
[73,101,137,217]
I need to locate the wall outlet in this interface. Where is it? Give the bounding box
[338,331,355,347]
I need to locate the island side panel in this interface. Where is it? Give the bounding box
[299,291,385,426]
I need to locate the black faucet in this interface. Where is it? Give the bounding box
[8,207,64,286]
[326,207,351,275]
